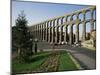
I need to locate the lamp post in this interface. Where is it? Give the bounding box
[34,38,38,53]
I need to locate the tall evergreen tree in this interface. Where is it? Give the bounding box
[12,11,33,62]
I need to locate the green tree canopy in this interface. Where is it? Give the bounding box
[12,11,33,62]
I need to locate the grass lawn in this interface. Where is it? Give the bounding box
[12,51,51,73]
[12,50,78,74]
[58,51,78,71]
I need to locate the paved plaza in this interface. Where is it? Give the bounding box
[35,41,96,70]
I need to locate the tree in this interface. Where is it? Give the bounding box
[12,11,33,62]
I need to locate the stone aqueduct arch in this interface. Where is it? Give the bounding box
[29,6,96,45]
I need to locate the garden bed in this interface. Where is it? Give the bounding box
[12,50,78,74]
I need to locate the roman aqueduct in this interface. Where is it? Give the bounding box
[29,6,96,47]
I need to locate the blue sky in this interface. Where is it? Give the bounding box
[12,1,96,37]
